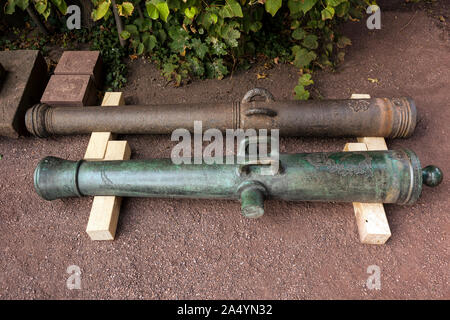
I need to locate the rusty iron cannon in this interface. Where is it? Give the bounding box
[26,88,417,138]
[33,149,442,218]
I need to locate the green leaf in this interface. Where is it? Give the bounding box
[5,0,16,14]
[294,85,310,100]
[168,26,189,53]
[335,2,350,17]
[287,0,300,15]
[220,23,241,48]
[293,47,317,68]
[142,34,157,51]
[16,0,29,11]
[321,6,335,20]
[187,56,205,77]
[131,39,139,50]
[325,42,333,54]
[288,0,318,15]
[292,28,306,40]
[198,11,218,28]
[162,61,177,78]
[50,0,67,14]
[34,0,48,15]
[191,38,208,59]
[265,0,282,17]
[291,45,301,55]
[184,6,198,20]
[125,24,139,37]
[134,18,152,31]
[205,59,228,80]
[326,0,346,7]
[318,54,333,68]
[120,30,131,40]
[249,21,262,32]
[156,29,167,43]
[301,0,318,13]
[41,5,51,19]
[302,34,318,49]
[209,13,218,24]
[221,0,243,18]
[291,20,300,29]
[298,73,314,86]
[336,36,352,48]
[92,0,110,21]
[117,1,134,17]
[145,2,159,19]
[206,36,227,56]
[295,73,314,100]
[156,1,169,22]
[137,42,145,55]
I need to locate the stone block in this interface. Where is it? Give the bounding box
[54,51,103,88]
[41,74,97,107]
[0,50,48,138]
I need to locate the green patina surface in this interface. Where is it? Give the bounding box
[34,150,442,217]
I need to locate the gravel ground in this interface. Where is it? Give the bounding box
[0,4,449,299]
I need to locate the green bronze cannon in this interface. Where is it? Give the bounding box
[33,150,442,218]
[26,88,416,138]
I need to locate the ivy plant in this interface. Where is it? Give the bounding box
[4,0,370,98]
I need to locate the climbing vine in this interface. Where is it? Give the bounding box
[4,0,371,98]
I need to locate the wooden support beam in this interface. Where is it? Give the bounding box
[346,93,391,245]
[105,140,131,160]
[353,202,391,244]
[101,91,125,106]
[84,92,124,160]
[85,92,130,240]
[343,142,391,244]
[86,141,131,240]
[84,132,113,160]
[356,137,388,151]
[343,142,367,152]
[350,93,371,100]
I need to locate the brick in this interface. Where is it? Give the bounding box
[54,51,103,88]
[41,74,97,107]
[0,50,49,138]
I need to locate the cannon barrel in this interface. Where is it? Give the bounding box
[33,150,442,218]
[26,88,417,138]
